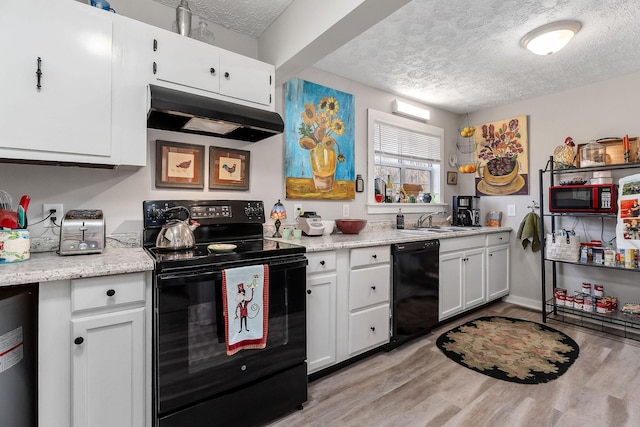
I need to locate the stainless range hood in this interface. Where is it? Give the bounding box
[147,85,284,142]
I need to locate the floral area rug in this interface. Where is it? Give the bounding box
[436,316,579,384]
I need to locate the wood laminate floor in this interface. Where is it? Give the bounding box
[268,302,640,427]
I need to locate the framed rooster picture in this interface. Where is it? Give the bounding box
[209,146,250,190]
[155,140,205,189]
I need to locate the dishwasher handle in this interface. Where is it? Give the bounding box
[393,239,439,253]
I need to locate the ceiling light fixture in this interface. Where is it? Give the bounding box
[391,100,430,121]
[520,20,582,55]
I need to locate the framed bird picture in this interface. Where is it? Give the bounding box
[155,140,205,189]
[209,146,250,190]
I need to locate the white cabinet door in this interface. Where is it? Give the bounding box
[487,244,510,300]
[463,248,486,309]
[219,52,273,106]
[72,307,145,427]
[152,30,220,94]
[306,273,337,374]
[439,251,464,320]
[0,0,112,157]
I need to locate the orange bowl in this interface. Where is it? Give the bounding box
[335,219,367,234]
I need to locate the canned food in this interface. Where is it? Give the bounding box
[593,284,604,297]
[583,298,594,312]
[574,294,584,310]
[596,300,608,314]
[582,283,592,295]
[625,249,636,269]
[593,247,604,264]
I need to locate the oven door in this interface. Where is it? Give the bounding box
[154,256,307,416]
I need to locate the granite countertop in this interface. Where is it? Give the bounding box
[1,233,154,287]
[3,226,511,287]
[268,226,512,252]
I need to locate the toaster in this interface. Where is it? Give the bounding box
[59,209,105,255]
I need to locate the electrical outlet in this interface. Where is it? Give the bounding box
[43,203,64,228]
[294,204,303,219]
[342,204,349,217]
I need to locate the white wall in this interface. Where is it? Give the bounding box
[467,71,640,309]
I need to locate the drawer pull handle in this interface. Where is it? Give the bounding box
[306,289,312,294]
[319,260,325,266]
[74,337,84,345]
[370,326,376,332]
[210,67,216,75]
[371,285,376,291]
[372,254,377,259]
[224,72,230,79]
[106,289,116,297]
[498,237,503,240]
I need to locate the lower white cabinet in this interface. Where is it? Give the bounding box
[71,308,145,427]
[486,232,510,300]
[39,272,151,427]
[439,235,487,321]
[306,251,337,374]
[346,246,390,356]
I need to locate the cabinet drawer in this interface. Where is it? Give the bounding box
[306,251,337,274]
[350,246,390,268]
[348,304,389,355]
[487,231,510,246]
[71,273,145,313]
[349,265,390,310]
[440,235,485,253]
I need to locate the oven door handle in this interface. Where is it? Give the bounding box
[158,269,222,281]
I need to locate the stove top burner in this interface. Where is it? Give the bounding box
[143,200,306,272]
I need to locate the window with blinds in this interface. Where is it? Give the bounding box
[371,113,443,201]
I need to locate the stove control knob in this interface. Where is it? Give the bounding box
[244,206,254,217]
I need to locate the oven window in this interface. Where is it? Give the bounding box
[155,260,306,414]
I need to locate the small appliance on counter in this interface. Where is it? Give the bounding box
[297,211,325,236]
[59,209,105,255]
[452,195,481,227]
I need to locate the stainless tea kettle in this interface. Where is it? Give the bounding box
[155,207,200,250]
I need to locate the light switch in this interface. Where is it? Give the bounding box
[507,204,516,217]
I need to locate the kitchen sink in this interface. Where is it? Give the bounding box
[411,226,474,233]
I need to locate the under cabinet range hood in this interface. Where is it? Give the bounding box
[147,85,284,142]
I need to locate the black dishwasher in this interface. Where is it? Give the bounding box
[387,240,439,350]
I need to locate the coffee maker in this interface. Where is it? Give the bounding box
[452,195,481,227]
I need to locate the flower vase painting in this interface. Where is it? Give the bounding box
[473,115,529,196]
[284,78,355,200]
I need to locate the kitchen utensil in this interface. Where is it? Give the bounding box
[156,218,199,250]
[0,209,19,229]
[17,206,25,228]
[18,195,31,213]
[0,190,13,210]
[335,219,367,234]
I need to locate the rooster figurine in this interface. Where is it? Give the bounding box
[553,136,576,169]
[222,163,237,174]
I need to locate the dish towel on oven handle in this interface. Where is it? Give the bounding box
[222,264,269,356]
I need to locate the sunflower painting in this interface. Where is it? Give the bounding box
[284,78,355,200]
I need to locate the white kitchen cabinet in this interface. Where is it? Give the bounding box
[439,235,486,321]
[306,251,337,374]
[38,272,151,427]
[0,0,147,167]
[0,0,112,158]
[346,246,390,356]
[151,31,274,109]
[486,232,510,300]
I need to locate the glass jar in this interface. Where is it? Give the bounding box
[581,141,606,167]
[191,17,215,45]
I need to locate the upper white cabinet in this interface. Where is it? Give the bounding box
[0,0,147,167]
[151,31,275,109]
[0,0,112,158]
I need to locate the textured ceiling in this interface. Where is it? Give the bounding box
[153,0,294,38]
[154,0,640,114]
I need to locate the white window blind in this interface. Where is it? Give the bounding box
[374,122,441,162]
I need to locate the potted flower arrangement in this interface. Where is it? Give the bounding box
[297,97,346,192]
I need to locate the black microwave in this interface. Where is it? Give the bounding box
[549,183,617,213]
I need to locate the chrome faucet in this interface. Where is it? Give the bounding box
[417,213,434,228]
[417,212,447,228]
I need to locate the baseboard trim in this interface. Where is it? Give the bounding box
[503,295,541,311]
